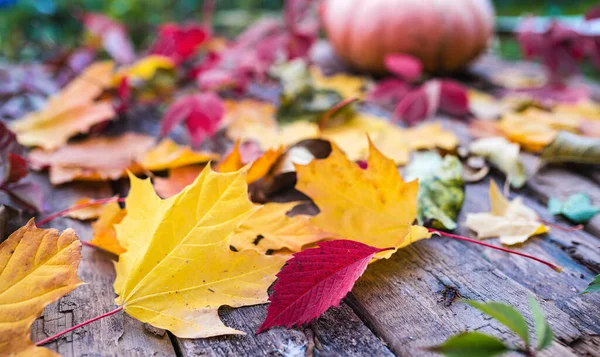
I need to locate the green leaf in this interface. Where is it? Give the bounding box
[405,152,465,230]
[529,296,554,350]
[547,193,600,224]
[581,274,600,294]
[541,131,600,165]
[465,300,530,346]
[427,332,509,357]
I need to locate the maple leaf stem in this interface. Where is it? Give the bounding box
[318,97,359,131]
[428,229,563,272]
[538,219,584,232]
[35,306,124,346]
[36,197,126,227]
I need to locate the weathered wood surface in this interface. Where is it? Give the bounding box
[0,52,597,356]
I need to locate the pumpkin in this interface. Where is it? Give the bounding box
[321,0,495,74]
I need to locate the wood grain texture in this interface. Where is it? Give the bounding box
[29,174,175,357]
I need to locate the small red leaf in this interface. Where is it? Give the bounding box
[394,80,440,125]
[7,153,27,184]
[151,23,210,65]
[384,54,423,82]
[116,77,132,114]
[257,240,389,333]
[439,80,469,116]
[160,92,225,146]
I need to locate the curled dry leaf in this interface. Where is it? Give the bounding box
[140,138,219,172]
[295,138,431,259]
[469,137,527,188]
[258,240,388,333]
[90,201,126,255]
[113,170,287,337]
[29,133,155,185]
[465,181,549,245]
[10,62,115,150]
[540,131,600,165]
[161,92,225,146]
[0,220,82,356]
[230,201,331,254]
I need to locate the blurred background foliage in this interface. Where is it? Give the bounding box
[0,0,598,61]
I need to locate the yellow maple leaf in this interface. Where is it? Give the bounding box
[0,220,82,356]
[322,116,457,165]
[497,108,582,152]
[310,66,367,99]
[11,62,115,149]
[113,55,175,84]
[113,170,287,338]
[465,181,549,245]
[140,139,219,171]
[90,202,127,255]
[295,139,431,259]
[230,202,332,254]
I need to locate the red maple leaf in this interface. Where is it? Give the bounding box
[438,80,469,116]
[257,240,390,333]
[394,80,440,125]
[160,92,225,146]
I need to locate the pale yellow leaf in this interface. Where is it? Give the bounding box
[140,139,219,171]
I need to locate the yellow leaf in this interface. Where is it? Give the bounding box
[295,139,431,259]
[230,202,332,254]
[322,116,457,165]
[66,197,105,220]
[0,220,82,357]
[11,62,115,149]
[465,181,549,245]
[90,202,127,255]
[153,166,205,198]
[217,141,284,184]
[140,139,219,171]
[223,99,278,142]
[113,169,287,338]
[113,55,175,84]
[310,66,367,99]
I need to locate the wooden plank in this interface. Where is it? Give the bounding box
[175,302,394,357]
[29,174,176,356]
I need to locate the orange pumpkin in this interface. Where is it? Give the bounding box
[321,0,495,74]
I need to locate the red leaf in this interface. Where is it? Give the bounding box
[116,77,132,114]
[384,54,423,82]
[367,78,410,107]
[82,13,135,64]
[160,92,225,146]
[507,84,590,105]
[7,153,27,184]
[151,23,210,65]
[257,240,389,333]
[439,80,469,116]
[394,80,440,125]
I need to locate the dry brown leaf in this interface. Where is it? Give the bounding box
[29,133,155,185]
[11,62,115,149]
